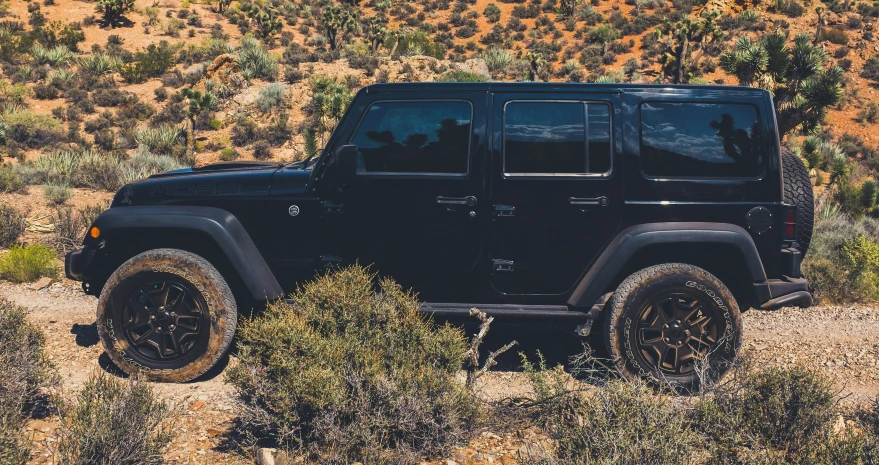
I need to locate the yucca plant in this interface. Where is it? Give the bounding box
[79,52,121,76]
[720,31,844,136]
[236,35,278,80]
[478,46,513,75]
[135,126,187,158]
[31,45,73,67]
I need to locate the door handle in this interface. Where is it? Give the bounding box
[569,196,608,207]
[436,196,477,207]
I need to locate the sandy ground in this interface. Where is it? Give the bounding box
[4,278,879,463]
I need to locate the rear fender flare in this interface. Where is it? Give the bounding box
[567,222,767,309]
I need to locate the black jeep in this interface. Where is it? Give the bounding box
[66,83,814,388]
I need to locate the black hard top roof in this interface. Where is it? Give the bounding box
[363,81,768,96]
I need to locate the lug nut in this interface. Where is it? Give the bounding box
[156,326,162,331]
[170,312,176,318]
[663,324,668,329]
[684,330,691,336]
[664,337,670,343]
[150,315,156,320]
[169,325,176,331]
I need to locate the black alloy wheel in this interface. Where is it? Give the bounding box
[634,292,721,376]
[120,277,208,363]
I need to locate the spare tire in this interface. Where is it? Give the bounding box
[782,150,814,257]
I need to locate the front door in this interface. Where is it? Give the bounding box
[335,94,488,300]
[488,93,623,297]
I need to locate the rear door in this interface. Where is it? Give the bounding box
[488,93,623,298]
[336,93,488,300]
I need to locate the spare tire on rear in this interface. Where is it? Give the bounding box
[782,150,814,257]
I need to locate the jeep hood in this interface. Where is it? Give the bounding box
[112,161,311,207]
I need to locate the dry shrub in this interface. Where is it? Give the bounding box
[55,373,174,465]
[528,351,873,464]
[694,364,865,464]
[0,204,27,248]
[0,298,56,465]
[227,265,478,464]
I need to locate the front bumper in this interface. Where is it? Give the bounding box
[64,245,98,281]
[756,277,813,310]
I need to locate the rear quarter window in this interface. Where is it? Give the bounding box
[639,102,765,179]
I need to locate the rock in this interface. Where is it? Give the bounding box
[455,59,491,80]
[256,448,276,465]
[189,400,205,410]
[30,277,53,290]
[445,460,460,465]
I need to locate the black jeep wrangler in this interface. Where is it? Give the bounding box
[66,83,814,387]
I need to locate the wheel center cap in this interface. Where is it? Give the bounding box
[664,321,686,341]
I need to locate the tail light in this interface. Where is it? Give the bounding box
[783,205,797,242]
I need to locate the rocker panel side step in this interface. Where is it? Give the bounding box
[419,303,589,320]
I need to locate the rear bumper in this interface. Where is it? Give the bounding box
[755,277,812,310]
[64,245,98,281]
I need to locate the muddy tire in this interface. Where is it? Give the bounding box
[96,249,237,383]
[782,150,814,257]
[604,263,742,390]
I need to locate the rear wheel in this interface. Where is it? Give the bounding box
[96,249,237,382]
[604,263,742,390]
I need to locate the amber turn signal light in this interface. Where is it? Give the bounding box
[89,227,100,239]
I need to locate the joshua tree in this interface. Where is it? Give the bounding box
[720,31,844,136]
[655,12,722,84]
[322,5,357,51]
[366,16,388,53]
[252,7,282,42]
[181,87,218,158]
[588,24,620,56]
[216,0,231,13]
[557,0,581,18]
[526,51,546,81]
[95,0,135,28]
[814,7,825,44]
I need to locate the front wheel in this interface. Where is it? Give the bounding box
[96,249,237,382]
[604,263,742,390]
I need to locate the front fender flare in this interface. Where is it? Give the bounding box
[89,206,284,302]
[567,222,767,309]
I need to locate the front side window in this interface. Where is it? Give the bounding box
[504,101,612,176]
[350,101,472,175]
[640,102,764,178]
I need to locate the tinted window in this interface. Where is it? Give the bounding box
[350,101,472,174]
[504,101,611,175]
[640,102,764,178]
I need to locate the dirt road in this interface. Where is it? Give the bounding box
[4,279,879,464]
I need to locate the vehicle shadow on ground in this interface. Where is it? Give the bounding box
[97,349,231,383]
[70,323,99,347]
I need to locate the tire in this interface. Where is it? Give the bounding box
[96,249,237,383]
[782,150,814,257]
[604,263,742,391]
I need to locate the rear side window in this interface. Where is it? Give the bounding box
[504,101,612,176]
[640,102,764,179]
[350,100,472,175]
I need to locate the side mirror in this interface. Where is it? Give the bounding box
[335,144,358,181]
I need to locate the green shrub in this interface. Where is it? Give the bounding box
[858,102,879,125]
[820,27,849,45]
[863,56,879,83]
[0,109,63,149]
[803,213,879,303]
[0,204,26,248]
[255,82,286,113]
[393,29,445,59]
[120,150,186,184]
[483,3,501,22]
[227,266,477,463]
[437,70,488,82]
[0,165,26,193]
[477,46,512,75]
[43,182,71,205]
[56,373,174,465]
[95,0,134,27]
[0,244,58,283]
[0,298,55,465]
[121,41,177,84]
[135,125,187,158]
[219,147,238,161]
